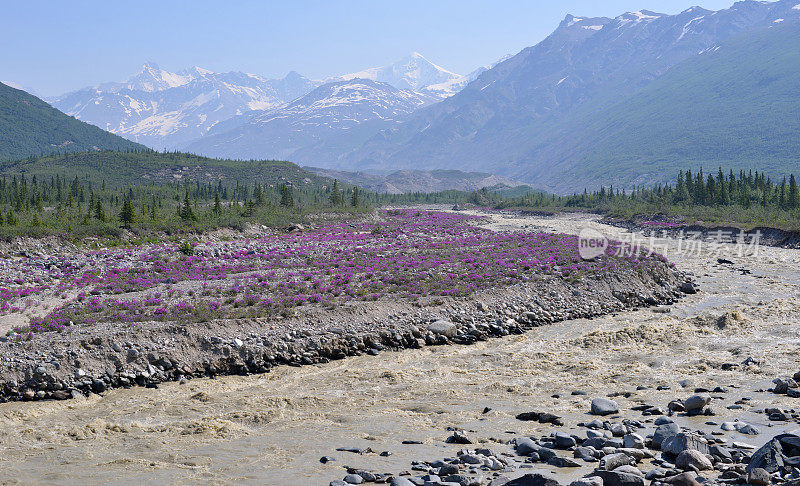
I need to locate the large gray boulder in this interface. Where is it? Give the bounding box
[675,450,713,471]
[427,319,457,337]
[661,433,709,457]
[600,453,636,471]
[591,398,619,416]
[506,472,562,486]
[652,423,680,449]
[746,434,800,473]
[683,394,711,413]
[592,470,644,486]
[515,437,539,456]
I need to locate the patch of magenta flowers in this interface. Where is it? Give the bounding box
[12,209,670,333]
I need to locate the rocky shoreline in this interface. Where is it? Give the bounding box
[326,383,800,486]
[0,261,685,403]
[601,218,800,250]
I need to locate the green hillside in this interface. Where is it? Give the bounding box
[0,82,147,161]
[0,151,331,190]
[544,23,800,190]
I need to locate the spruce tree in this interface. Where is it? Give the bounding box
[214,192,222,213]
[94,200,106,222]
[780,177,787,208]
[180,189,197,221]
[280,184,294,207]
[329,179,341,206]
[119,194,135,228]
[351,186,359,207]
[717,168,730,206]
[790,174,799,209]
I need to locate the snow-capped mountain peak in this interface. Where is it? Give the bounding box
[50,52,473,150]
[126,62,194,92]
[617,10,666,22]
[184,65,214,76]
[328,52,465,96]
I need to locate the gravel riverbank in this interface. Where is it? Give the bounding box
[0,258,682,402]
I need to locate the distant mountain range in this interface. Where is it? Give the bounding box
[186,79,439,163]
[48,52,470,151]
[42,0,800,192]
[49,64,320,150]
[337,1,800,192]
[0,82,146,161]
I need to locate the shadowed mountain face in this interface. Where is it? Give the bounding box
[335,1,800,192]
[0,82,146,161]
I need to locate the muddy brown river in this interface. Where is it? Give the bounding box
[1,213,799,485]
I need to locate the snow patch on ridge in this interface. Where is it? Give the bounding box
[677,16,706,42]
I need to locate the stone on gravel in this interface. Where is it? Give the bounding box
[555,432,577,449]
[614,466,643,477]
[675,450,713,471]
[652,423,681,449]
[601,453,636,471]
[661,434,709,457]
[683,394,711,413]
[592,470,644,486]
[747,468,771,486]
[506,472,562,486]
[575,447,598,462]
[330,481,348,486]
[446,430,472,444]
[427,320,457,337]
[746,433,800,473]
[645,469,668,480]
[390,478,416,486]
[343,473,364,484]
[443,473,476,485]
[539,413,564,426]
[709,445,732,462]
[548,456,582,468]
[663,472,702,486]
[773,378,797,394]
[515,438,539,456]
[570,478,603,486]
[609,423,627,437]
[591,398,619,416]
[623,434,645,449]
[736,423,760,435]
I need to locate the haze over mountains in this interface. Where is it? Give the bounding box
[34,0,800,192]
[49,53,467,151]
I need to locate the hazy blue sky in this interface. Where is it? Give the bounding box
[3,0,738,96]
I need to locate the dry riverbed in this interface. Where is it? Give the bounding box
[0,211,798,486]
